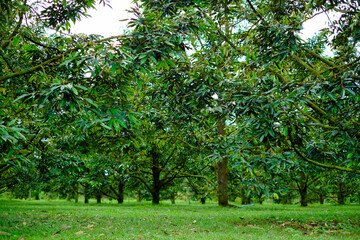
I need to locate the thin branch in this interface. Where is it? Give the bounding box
[290,139,360,174]
[1,10,25,50]
[0,35,124,83]
[246,0,265,22]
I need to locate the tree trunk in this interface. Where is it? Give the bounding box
[297,172,308,207]
[170,191,176,204]
[151,152,161,205]
[217,158,229,206]
[299,188,308,207]
[84,184,89,204]
[66,193,71,201]
[117,182,124,204]
[240,187,246,205]
[200,197,206,204]
[75,184,79,203]
[96,191,101,204]
[319,194,325,204]
[337,182,345,205]
[257,191,264,204]
[34,192,40,200]
[217,117,229,207]
[152,188,160,204]
[136,190,142,202]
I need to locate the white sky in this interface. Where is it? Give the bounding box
[72,1,339,42]
[71,0,135,36]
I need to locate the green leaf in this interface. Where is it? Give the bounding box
[84,98,98,108]
[100,123,111,130]
[75,85,88,91]
[116,118,127,128]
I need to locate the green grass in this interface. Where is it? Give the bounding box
[0,199,360,239]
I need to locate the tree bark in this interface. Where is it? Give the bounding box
[136,190,142,202]
[297,172,308,207]
[299,188,308,207]
[75,184,79,203]
[319,194,325,204]
[152,188,160,204]
[151,151,161,204]
[170,191,176,204]
[117,182,124,204]
[217,116,229,207]
[337,182,345,205]
[96,191,101,204]
[84,184,89,204]
[34,192,40,200]
[200,197,206,204]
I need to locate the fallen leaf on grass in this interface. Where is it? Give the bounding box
[84,224,95,229]
[62,225,72,230]
[0,231,11,236]
[138,235,144,239]
[22,220,26,226]
[54,224,72,235]
[75,231,85,235]
[18,236,24,240]
[192,220,197,224]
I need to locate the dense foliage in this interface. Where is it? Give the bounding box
[1,0,359,206]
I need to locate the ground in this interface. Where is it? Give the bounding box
[0,199,359,239]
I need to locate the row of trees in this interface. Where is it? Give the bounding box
[1,0,359,206]
[7,153,360,207]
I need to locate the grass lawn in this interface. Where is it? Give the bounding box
[0,199,359,239]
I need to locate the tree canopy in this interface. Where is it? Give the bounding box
[1,0,359,206]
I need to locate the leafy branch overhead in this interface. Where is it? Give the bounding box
[0,0,359,206]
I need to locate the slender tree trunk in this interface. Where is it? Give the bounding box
[84,184,89,204]
[96,191,101,204]
[319,194,325,204]
[66,193,71,201]
[75,184,79,203]
[217,116,229,207]
[136,190,142,202]
[297,172,308,207]
[200,197,206,204]
[34,192,40,200]
[337,182,345,205]
[170,191,176,204]
[117,182,124,204]
[257,191,264,204]
[299,188,308,207]
[151,152,161,205]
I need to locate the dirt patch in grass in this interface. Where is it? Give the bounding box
[233,217,360,236]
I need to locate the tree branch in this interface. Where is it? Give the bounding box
[291,140,360,174]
